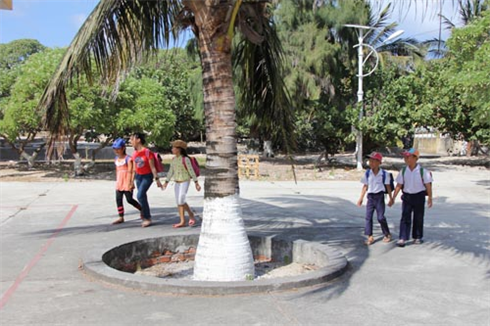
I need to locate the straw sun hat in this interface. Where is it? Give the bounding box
[171,140,187,149]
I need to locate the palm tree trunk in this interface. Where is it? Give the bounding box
[193,26,254,282]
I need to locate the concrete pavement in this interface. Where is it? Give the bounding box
[0,162,489,325]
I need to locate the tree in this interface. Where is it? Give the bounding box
[445,8,490,146]
[423,0,488,59]
[113,74,176,146]
[0,47,110,170]
[0,39,46,118]
[0,48,63,166]
[359,64,435,150]
[0,39,46,69]
[440,0,488,28]
[38,0,292,282]
[63,71,111,176]
[273,0,423,156]
[361,46,488,152]
[133,49,203,142]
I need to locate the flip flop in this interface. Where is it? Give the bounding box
[365,236,375,246]
[188,219,196,227]
[383,234,392,243]
[173,223,186,228]
[396,240,406,247]
[111,218,124,225]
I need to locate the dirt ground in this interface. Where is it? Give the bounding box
[133,259,318,280]
[0,151,488,183]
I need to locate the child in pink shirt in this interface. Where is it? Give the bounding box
[112,138,141,225]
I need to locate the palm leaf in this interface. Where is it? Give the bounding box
[439,13,457,30]
[369,22,397,46]
[234,18,296,154]
[377,38,424,58]
[38,0,182,138]
[422,38,448,59]
[368,3,393,31]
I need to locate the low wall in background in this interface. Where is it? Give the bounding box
[0,139,133,161]
[413,134,465,156]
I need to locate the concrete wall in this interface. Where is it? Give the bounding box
[413,133,455,156]
[0,139,134,161]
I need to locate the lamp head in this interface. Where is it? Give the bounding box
[384,30,404,43]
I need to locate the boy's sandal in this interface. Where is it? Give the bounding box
[173,223,186,228]
[413,239,423,244]
[112,218,124,225]
[383,234,392,243]
[188,219,197,227]
[141,219,152,228]
[365,236,375,246]
[396,240,406,247]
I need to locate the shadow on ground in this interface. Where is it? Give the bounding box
[23,192,490,300]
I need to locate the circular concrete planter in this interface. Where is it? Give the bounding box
[82,234,348,295]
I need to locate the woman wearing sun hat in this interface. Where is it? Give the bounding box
[162,140,201,228]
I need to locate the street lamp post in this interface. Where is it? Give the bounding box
[344,24,403,170]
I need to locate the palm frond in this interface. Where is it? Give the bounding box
[38,0,182,138]
[234,18,296,153]
[458,0,487,24]
[388,0,445,22]
[439,13,457,30]
[369,3,393,30]
[422,38,448,59]
[378,38,425,58]
[369,22,397,47]
[460,0,473,24]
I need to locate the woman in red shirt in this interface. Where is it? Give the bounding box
[130,132,162,227]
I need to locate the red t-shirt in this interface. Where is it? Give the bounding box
[132,148,153,175]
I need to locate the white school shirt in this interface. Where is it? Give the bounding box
[361,168,389,194]
[395,164,433,194]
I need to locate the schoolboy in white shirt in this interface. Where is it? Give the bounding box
[391,148,433,247]
[357,152,393,245]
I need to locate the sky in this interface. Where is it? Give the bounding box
[0,0,465,48]
[371,0,463,41]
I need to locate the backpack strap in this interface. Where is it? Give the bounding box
[182,156,187,170]
[402,166,427,187]
[365,169,370,182]
[382,169,386,184]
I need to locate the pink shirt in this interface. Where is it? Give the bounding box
[115,156,133,191]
